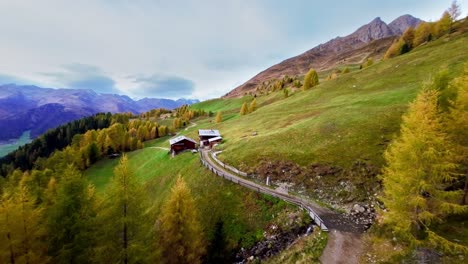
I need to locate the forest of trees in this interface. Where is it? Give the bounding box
[0,154,206,263]
[385,2,463,59]
[0,112,120,175]
[0,103,219,262]
[381,66,468,254]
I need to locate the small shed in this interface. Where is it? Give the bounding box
[198,129,221,146]
[208,136,223,148]
[169,136,197,154]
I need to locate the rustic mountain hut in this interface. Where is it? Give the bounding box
[198,129,221,147]
[169,136,197,154]
[208,136,223,148]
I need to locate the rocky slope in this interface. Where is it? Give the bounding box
[225,15,422,98]
[0,84,199,140]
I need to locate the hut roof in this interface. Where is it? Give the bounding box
[208,136,223,142]
[198,129,221,137]
[169,135,197,145]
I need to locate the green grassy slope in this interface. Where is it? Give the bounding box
[85,137,300,249]
[190,34,468,169]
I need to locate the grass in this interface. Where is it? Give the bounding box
[188,33,468,170]
[265,227,328,264]
[84,31,468,260]
[190,96,254,114]
[0,130,32,158]
[85,135,297,249]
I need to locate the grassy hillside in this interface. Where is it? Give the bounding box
[190,33,468,170]
[85,137,305,250]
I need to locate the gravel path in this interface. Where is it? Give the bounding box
[200,149,365,263]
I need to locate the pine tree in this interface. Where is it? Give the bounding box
[0,177,48,264]
[158,177,204,264]
[240,102,248,115]
[283,88,289,98]
[385,38,406,59]
[249,98,257,113]
[445,65,468,204]
[95,154,150,263]
[413,22,432,47]
[381,88,467,251]
[215,111,222,123]
[435,11,452,38]
[302,68,319,91]
[46,165,97,263]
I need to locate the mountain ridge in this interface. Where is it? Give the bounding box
[0,84,199,141]
[224,14,422,98]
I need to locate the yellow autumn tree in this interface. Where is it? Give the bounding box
[95,154,150,263]
[413,22,432,47]
[240,102,248,115]
[215,111,222,123]
[434,11,452,38]
[0,175,48,264]
[302,68,319,91]
[384,38,406,59]
[158,177,204,264]
[381,87,467,253]
[445,65,468,205]
[249,98,257,113]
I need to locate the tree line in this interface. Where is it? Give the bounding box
[0,112,122,176]
[0,154,205,263]
[385,1,463,59]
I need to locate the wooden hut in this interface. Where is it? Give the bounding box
[198,129,221,147]
[169,136,197,154]
[208,136,223,148]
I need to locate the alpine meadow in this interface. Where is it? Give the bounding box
[0,1,467,263]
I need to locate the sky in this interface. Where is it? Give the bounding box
[0,0,466,100]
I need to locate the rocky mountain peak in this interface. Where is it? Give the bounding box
[388,14,423,35]
[353,17,395,43]
[224,14,423,98]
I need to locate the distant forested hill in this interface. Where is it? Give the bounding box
[0,84,199,141]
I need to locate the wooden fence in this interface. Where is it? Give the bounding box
[211,151,248,177]
[200,152,328,232]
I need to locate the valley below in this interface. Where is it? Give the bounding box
[0,130,31,157]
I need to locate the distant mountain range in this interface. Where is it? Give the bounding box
[0,84,199,141]
[225,15,422,97]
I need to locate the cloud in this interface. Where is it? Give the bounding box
[0,74,25,85]
[42,63,119,94]
[0,0,464,100]
[130,75,195,98]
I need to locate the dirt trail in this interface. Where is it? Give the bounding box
[200,149,365,263]
[149,147,169,151]
[320,230,363,264]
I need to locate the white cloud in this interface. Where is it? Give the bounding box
[0,0,466,100]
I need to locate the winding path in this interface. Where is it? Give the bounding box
[199,149,364,263]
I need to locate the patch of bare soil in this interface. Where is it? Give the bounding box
[320,230,363,264]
